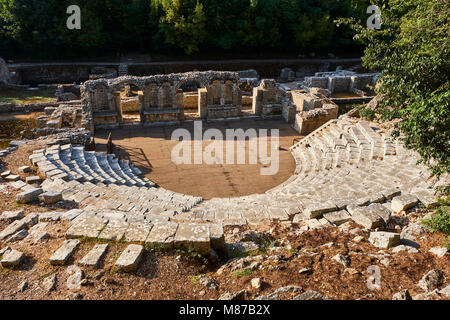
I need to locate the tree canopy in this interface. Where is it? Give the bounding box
[338,0,450,177]
[0,0,371,58]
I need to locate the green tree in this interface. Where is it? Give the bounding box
[337,0,450,177]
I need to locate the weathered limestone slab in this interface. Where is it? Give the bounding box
[114,244,144,272]
[49,239,80,265]
[38,191,63,204]
[97,220,128,241]
[26,222,50,242]
[381,189,401,200]
[10,180,26,189]
[146,221,178,249]
[16,187,43,204]
[39,211,63,222]
[6,175,20,181]
[0,210,24,222]
[350,206,386,229]
[412,189,439,208]
[26,176,42,184]
[1,249,25,268]
[369,232,400,249]
[79,244,109,268]
[391,194,419,213]
[323,210,352,226]
[303,202,337,219]
[66,216,108,239]
[124,222,152,242]
[0,219,28,240]
[61,209,84,221]
[5,229,28,243]
[174,223,210,255]
[267,207,289,221]
[18,166,31,173]
[208,224,225,250]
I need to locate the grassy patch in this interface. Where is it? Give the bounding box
[0,88,55,104]
[192,274,204,284]
[421,199,450,236]
[233,269,252,277]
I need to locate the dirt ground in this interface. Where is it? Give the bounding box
[95,119,302,199]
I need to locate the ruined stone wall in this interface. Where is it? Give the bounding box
[81,71,241,130]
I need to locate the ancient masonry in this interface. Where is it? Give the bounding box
[0,69,446,272]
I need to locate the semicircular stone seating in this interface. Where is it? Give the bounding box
[29,117,442,254]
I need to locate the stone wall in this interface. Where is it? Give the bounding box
[81,71,242,130]
[252,79,291,118]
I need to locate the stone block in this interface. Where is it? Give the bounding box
[114,244,144,272]
[369,231,400,249]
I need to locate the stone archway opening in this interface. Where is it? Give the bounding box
[117,82,143,124]
[177,79,206,121]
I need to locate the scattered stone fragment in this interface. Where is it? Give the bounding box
[0,170,11,178]
[400,222,429,241]
[332,254,351,267]
[251,278,262,290]
[25,176,41,184]
[224,242,259,257]
[0,210,24,222]
[66,268,84,289]
[323,210,352,226]
[79,244,109,268]
[429,246,448,258]
[39,191,63,204]
[18,166,31,173]
[369,231,400,249]
[298,268,311,274]
[392,245,418,253]
[353,236,364,242]
[439,285,450,298]
[219,290,246,300]
[6,229,28,243]
[292,291,330,300]
[49,239,80,265]
[391,194,419,213]
[26,222,50,243]
[0,219,28,240]
[0,249,25,268]
[114,244,144,272]
[412,290,441,300]
[18,280,29,292]
[412,189,439,208]
[16,187,43,204]
[197,275,218,290]
[392,289,412,300]
[417,270,444,292]
[42,274,57,292]
[6,175,20,182]
[255,285,302,300]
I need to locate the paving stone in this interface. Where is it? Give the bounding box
[381,188,401,200]
[208,224,225,250]
[124,222,152,242]
[98,220,128,241]
[303,202,338,219]
[38,191,63,204]
[16,187,43,204]
[391,194,419,213]
[26,176,42,184]
[6,175,20,181]
[1,249,25,268]
[49,239,80,265]
[0,210,24,222]
[114,244,144,272]
[18,166,31,173]
[174,223,210,255]
[350,206,386,230]
[0,170,11,178]
[79,244,109,268]
[412,189,440,208]
[66,216,108,239]
[323,210,352,226]
[369,231,401,249]
[146,221,178,249]
[42,274,57,292]
[0,219,28,240]
[61,209,84,221]
[26,222,50,242]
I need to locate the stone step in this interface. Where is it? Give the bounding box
[49,239,80,265]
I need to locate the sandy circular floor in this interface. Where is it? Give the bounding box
[95,119,302,199]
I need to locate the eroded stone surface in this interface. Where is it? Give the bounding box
[114,244,144,272]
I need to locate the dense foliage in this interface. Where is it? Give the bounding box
[338,0,450,178]
[0,0,370,58]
